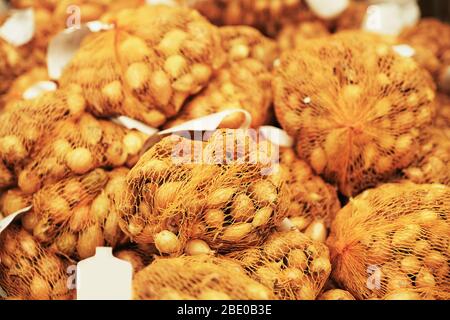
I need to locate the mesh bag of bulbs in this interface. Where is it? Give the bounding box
[328,183,450,300]
[1,0,450,301]
[119,129,290,253]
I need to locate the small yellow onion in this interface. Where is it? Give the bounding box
[123,132,144,156]
[18,231,39,257]
[66,148,94,174]
[206,187,236,209]
[304,219,327,243]
[18,170,41,194]
[77,224,104,259]
[185,239,212,256]
[0,190,29,215]
[221,223,253,242]
[249,180,277,205]
[29,275,51,300]
[0,135,27,162]
[154,230,181,254]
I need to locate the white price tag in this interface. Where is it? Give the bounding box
[306,0,350,19]
[259,126,294,148]
[47,21,113,80]
[363,0,420,36]
[22,81,58,100]
[76,247,132,300]
[0,8,35,46]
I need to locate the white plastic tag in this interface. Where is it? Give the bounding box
[112,116,159,137]
[363,3,404,36]
[159,109,252,135]
[363,0,420,36]
[392,44,416,58]
[0,206,32,235]
[139,109,253,152]
[258,126,294,148]
[305,0,350,19]
[76,247,132,300]
[0,8,35,46]
[22,81,58,100]
[47,21,113,80]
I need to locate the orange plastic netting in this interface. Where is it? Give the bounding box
[133,255,274,300]
[0,225,74,300]
[219,25,279,69]
[17,113,147,194]
[277,21,330,51]
[21,168,128,259]
[278,147,340,231]
[328,183,450,300]
[401,19,450,68]
[0,38,23,96]
[335,1,368,31]
[402,127,450,186]
[1,67,50,111]
[0,88,86,189]
[0,188,32,217]
[9,0,146,66]
[165,59,272,129]
[273,33,436,196]
[226,230,331,300]
[401,18,450,92]
[188,0,316,36]
[119,129,290,254]
[60,5,225,127]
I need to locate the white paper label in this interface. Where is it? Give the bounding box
[363,3,404,36]
[112,116,159,136]
[22,81,58,100]
[306,0,350,19]
[159,109,252,135]
[259,126,294,148]
[0,8,35,46]
[47,21,113,80]
[138,109,253,154]
[363,0,420,36]
[392,44,416,58]
[77,247,132,300]
[0,206,32,235]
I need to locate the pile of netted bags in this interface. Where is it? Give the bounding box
[124,129,336,300]
[271,25,450,299]
[0,1,323,302]
[1,0,450,301]
[328,183,450,300]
